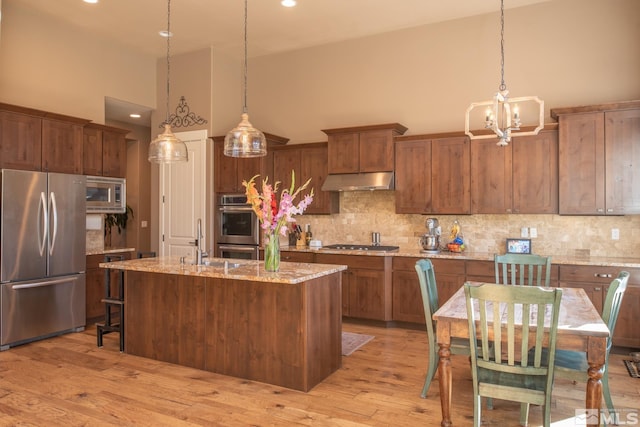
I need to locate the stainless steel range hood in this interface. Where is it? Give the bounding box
[321,172,394,191]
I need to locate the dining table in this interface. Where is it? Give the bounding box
[433,283,610,427]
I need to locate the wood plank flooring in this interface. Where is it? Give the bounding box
[0,322,638,426]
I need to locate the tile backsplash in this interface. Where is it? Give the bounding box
[302,191,640,258]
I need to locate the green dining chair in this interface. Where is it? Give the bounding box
[494,253,552,287]
[465,282,563,427]
[533,270,629,420]
[415,259,470,398]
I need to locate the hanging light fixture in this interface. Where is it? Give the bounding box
[464,0,544,146]
[224,0,267,158]
[148,0,188,163]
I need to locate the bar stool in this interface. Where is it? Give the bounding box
[96,254,125,352]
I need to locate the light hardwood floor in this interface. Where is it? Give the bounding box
[0,322,638,426]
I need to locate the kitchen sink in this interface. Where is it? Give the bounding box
[185,259,242,268]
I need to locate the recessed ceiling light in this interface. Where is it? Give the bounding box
[83,0,99,4]
[159,30,173,38]
[129,113,141,119]
[281,0,296,7]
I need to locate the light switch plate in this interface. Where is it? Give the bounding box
[520,227,529,238]
[530,227,538,238]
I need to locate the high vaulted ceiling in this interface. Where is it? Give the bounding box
[15,0,551,59]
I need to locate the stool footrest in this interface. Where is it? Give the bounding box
[101,298,124,305]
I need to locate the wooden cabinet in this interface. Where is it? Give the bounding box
[0,103,89,173]
[281,250,315,263]
[322,123,407,174]
[83,123,128,177]
[470,128,558,214]
[465,259,559,287]
[212,133,287,194]
[86,251,133,323]
[316,253,392,321]
[552,101,640,215]
[395,134,470,214]
[272,142,339,215]
[559,264,640,347]
[41,118,85,174]
[392,257,465,325]
[0,109,42,170]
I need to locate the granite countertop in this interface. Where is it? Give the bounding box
[281,246,640,268]
[99,256,347,284]
[87,247,136,256]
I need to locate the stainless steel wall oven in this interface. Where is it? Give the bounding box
[216,194,260,260]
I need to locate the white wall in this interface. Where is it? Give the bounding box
[0,1,157,124]
[249,0,640,142]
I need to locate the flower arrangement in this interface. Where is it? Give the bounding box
[243,170,313,271]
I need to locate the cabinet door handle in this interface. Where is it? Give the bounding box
[593,273,612,278]
[594,287,601,291]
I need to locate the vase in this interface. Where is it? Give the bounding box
[264,233,281,272]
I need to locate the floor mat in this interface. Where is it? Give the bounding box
[623,360,640,378]
[342,332,374,356]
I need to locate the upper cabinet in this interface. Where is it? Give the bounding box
[0,103,89,174]
[470,127,558,214]
[551,101,640,215]
[212,133,288,194]
[322,123,407,174]
[272,142,339,215]
[0,109,42,171]
[395,134,470,214]
[83,123,129,178]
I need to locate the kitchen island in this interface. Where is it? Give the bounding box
[99,256,347,392]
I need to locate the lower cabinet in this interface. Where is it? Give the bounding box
[392,257,465,325]
[465,259,559,287]
[316,253,392,321]
[559,264,640,348]
[281,250,315,263]
[85,251,132,323]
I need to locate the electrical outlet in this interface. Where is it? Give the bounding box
[529,227,538,238]
[520,227,529,238]
[612,228,620,240]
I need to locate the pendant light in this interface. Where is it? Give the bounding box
[224,0,267,158]
[464,0,544,146]
[148,0,188,163]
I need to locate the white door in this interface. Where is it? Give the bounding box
[159,129,207,259]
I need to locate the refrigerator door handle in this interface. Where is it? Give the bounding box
[11,275,79,290]
[49,192,58,255]
[38,191,48,256]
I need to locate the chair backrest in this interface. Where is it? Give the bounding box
[494,253,552,287]
[464,282,563,402]
[415,259,439,337]
[602,271,630,349]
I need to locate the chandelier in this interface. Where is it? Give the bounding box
[224,0,267,158]
[464,0,544,146]
[148,0,189,163]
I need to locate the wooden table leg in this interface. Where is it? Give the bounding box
[438,342,453,427]
[585,337,606,426]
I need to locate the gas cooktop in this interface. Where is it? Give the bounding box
[322,244,400,252]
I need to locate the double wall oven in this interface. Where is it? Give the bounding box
[216,194,260,260]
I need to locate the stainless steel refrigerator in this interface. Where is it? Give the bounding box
[0,169,86,350]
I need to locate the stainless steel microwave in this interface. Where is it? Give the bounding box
[86,176,126,213]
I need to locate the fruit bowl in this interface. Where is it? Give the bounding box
[447,243,464,253]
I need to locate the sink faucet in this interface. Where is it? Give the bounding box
[196,218,208,265]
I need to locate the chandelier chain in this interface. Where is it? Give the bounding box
[243,0,248,114]
[165,0,172,124]
[499,0,506,92]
